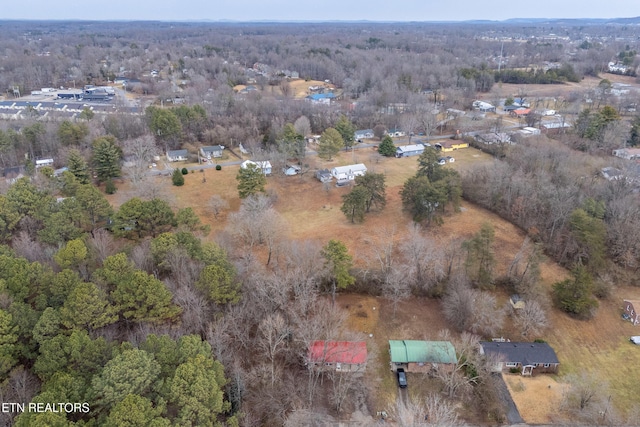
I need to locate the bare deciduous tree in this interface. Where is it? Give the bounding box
[208,194,229,220]
[514,299,548,338]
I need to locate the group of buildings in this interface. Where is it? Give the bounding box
[306,339,560,377]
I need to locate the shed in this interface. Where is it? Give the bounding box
[395,143,425,158]
[331,164,367,182]
[316,169,332,183]
[166,149,188,162]
[389,340,457,373]
[510,294,525,310]
[623,299,640,325]
[282,164,301,176]
[479,341,560,376]
[307,341,367,372]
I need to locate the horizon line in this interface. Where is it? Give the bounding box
[1,16,639,24]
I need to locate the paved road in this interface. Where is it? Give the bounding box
[494,373,525,425]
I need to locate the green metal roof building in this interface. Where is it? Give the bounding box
[389,340,457,372]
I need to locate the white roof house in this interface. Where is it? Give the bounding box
[241,159,272,175]
[331,164,367,182]
[395,144,425,158]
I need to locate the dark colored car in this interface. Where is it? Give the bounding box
[397,368,407,388]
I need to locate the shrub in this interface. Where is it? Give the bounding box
[181,167,188,175]
[172,168,185,186]
[216,165,222,171]
[105,179,117,194]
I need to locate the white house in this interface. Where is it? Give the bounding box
[166,149,188,162]
[331,164,367,182]
[472,100,496,113]
[35,158,54,169]
[200,145,224,159]
[241,159,272,175]
[354,129,374,141]
[395,144,425,158]
[612,148,640,161]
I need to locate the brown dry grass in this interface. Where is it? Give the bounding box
[503,374,568,424]
[107,143,640,419]
[233,78,335,99]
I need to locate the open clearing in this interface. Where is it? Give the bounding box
[108,144,640,421]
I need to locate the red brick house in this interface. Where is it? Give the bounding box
[623,299,640,325]
[307,341,367,372]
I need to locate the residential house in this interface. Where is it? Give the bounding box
[435,141,469,152]
[472,100,496,113]
[479,341,560,376]
[386,128,406,138]
[166,149,189,162]
[307,341,367,372]
[510,108,531,118]
[513,97,530,108]
[389,340,457,373]
[331,164,367,183]
[305,93,335,105]
[282,164,301,176]
[35,158,54,169]
[540,122,571,135]
[612,148,640,161]
[601,167,624,181]
[395,143,425,158]
[241,159,272,175]
[623,299,640,325]
[316,169,332,183]
[200,145,225,160]
[354,129,375,141]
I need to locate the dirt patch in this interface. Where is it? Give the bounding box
[503,374,568,424]
[233,78,335,99]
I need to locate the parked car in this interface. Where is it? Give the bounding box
[397,368,407,388]
[437,158,447,165]
[631,336,640,345]
[446,156,455,163]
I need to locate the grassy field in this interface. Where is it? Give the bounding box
[108,144,640,421]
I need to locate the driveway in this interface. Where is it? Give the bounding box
[494,373,525,425]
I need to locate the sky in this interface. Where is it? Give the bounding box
[3,0,639,22]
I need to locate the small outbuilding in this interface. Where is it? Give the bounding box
[282,164,301,176]
[316,169,332,183]
[623,299,640,325]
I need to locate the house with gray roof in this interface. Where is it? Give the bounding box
[479,341,559,376]
[200,145,224,160]
[166,149,188,162]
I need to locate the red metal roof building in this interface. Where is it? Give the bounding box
[307,341,367,372]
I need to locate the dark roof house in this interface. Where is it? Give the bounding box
[479,341,559,375]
